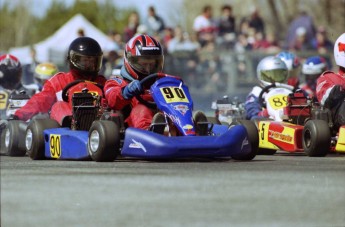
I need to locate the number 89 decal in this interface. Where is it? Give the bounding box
[50,134,61,158]
[160,87,189,103]
[268,94,288,110]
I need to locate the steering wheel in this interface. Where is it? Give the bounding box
[258,82,295,107]
[258,83,277,108]
[61,80,104,102]
[135,73,166,109]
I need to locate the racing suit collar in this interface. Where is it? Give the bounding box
[120,66,135,82]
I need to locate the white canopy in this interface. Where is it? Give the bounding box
[9,14,116,65]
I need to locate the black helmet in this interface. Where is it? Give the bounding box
[0,54,22,90]
[67,37,103,78]
[124,34,164,80]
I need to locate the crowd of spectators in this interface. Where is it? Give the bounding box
[20,5,332,94]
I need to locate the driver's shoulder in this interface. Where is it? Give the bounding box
[250,86,263,97]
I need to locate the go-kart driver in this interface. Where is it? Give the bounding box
[244,56,289,120]
[104,34,165,130]
[0,54,37,120]
[316,33,345,130]
[300,55,327,101]
[13,37,107,124]
[276,51,301,88]
[34,62,58,91]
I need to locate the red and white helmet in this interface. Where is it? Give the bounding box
[0,54,22,89]
[334,33,345,68]
[124,34,164,80]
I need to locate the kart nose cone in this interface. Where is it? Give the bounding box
[89,130,100,153]
[25,129,33,151]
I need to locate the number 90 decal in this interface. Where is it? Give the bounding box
[160,87,189,103]
[50,134,61,158]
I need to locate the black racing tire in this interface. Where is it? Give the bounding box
[193,110,208,136]
[26,119,60,160]
[88,120,120,162]
[231,120,258,160]
[3,120,28,156]
[303,120,331,157]
[258,148,277,155]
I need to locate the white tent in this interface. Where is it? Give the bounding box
[9,14,116,65]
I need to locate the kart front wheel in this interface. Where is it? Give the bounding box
[193,111,208,136]
[231,120,258,160]
[88,120,120,162]
[302,120,330,157]
[26,119,60,160]
[3,120,28,156]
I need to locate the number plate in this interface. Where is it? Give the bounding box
[160,86,189,103]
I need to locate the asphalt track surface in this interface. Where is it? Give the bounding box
[1,152,345,227]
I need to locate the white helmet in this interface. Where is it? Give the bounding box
[257,56,289,87]
[334,33,345,68]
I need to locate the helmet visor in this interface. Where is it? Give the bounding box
[261,69,288,83]
[70,50,103,72]
[128,55,163,75]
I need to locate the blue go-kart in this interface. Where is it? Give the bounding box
[25,73,258,162]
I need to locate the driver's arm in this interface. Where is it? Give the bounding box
[14,80,57,121]
[104,78,133,110]
[244,86,268,120]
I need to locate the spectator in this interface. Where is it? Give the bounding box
[104,30,121,54]
[145,6,165,36]
[289,26,314,51]
[238,19,251,36]
[217,4,236,49]
[103,50,121,79]
[77,28,85,37]
[265,32,281,53]
[193,5,217,47]
[124,11,140,42]
[311,26,333,54]
[22,46,40,85]
[248,7,265,34]
[168,26,200,54]
[162,27,174,51]
[286,9,316,49]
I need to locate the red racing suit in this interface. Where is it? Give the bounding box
[316,67,345,128]
[14,71,106,122]
[104,74,154,130]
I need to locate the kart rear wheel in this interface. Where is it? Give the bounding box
[26,119,60,160]
[88,120,120,162]
[3,120,28,156]
[303,120,330,157]
[231,120,258,160]
[258,148,277,155]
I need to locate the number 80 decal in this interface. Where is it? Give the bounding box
[160,87,189,103]
[50,134,61,158]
